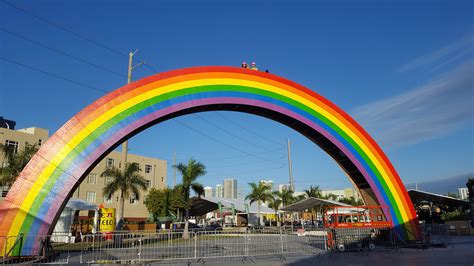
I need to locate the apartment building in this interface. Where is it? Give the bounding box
[204,186,214,198]
[73,150,167,220]
[223,178,238,199]
[321,188,362,201]
[0,118,167,220]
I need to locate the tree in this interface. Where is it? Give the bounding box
[304,185,322,198]
[466,178,474,220]
[324,193,338,201]
[273,188,295,208]
[304,185,323,224]
[145,187,186,219]
[338,197,364,206]
[267,197,282,225]
[446,192,459,199]
[101,162,148,222]
[245,182,273,226]
[174,158,206,221]
[0,143,38,187]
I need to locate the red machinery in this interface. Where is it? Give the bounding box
[323,206,392,229]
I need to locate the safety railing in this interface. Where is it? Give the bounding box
[77,229,327,263]
[327,227,394,252]
[3,225,450,264]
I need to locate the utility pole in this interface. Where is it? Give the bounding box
[121,49,144,172]
[173,152,177,188]
[287,139,294,192]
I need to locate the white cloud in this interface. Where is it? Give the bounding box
[398,34,473,72]
[353,60,474,148]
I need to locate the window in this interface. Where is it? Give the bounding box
[129,194,138,205]
[86,192,96,203]
[87,173,97,184]
[161,177,164,182]
[103,195,112,204]
[105,176,113,185]
[5,140,19,154]
[144,180,151,188]
[38,139,42,146]
[145,164,152,174]
[106,158,115,169]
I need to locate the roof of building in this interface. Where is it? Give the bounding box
[189,196,275,216]
[281,197,350,212]
[408,189,470,209]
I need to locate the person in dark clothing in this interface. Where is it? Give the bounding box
[155,219,162,232]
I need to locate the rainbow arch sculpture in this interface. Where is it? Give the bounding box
[0,66,418,255]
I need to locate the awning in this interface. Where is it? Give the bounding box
[189,196,275,216]
[66,198,99,211]
[281,197,350,212]
[408,189,469,210]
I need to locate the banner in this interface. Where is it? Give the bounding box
[100,208,115,239]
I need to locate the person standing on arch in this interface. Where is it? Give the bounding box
[250,62,259,71]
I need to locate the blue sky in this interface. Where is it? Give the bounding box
[0,0,473,195]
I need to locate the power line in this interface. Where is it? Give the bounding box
[1,0,288,168]
[173,119,286,166]
[0,27,127,78]
[207,159,286,170]
[215,112,286,147]
[0,0,128,58]
[205,164,286,178]
[0,56,108,93]
[194,114,285,154]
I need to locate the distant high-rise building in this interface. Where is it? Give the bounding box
[224,178,238,199]
[278,184,290,192]
[458,188,468,200]
[260,180,274,192]
[204,186,214,198]
[216,184,223,198]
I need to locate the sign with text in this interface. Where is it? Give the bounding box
[100,208,115,236]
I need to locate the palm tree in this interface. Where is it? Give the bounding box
[101,162,148,222]
[174,158,206,221]
[304,185,322,224]
[304,185,322,198]
[0,143,38,187]
[245,182,273,226]
[268,197,282,226]
[273,188,295,208]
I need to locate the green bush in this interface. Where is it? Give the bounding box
[442,210,468,221]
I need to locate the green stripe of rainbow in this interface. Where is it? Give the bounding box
[0,67,418,255]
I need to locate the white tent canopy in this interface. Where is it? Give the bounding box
[52,198,99,243]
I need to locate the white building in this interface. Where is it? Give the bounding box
[204,186,214,198]
[224,178,238,199]
[321,188,362,201]
[458,188,468,200]
[216,184,223,198]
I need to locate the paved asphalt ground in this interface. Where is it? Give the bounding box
[155,236,474,266]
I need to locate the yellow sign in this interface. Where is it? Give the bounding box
[100,208,116,232]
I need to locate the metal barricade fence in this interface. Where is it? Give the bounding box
[2,227,410,264]
[328,228,393,252]
[421,224,451,247]
[1,234,72,265]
